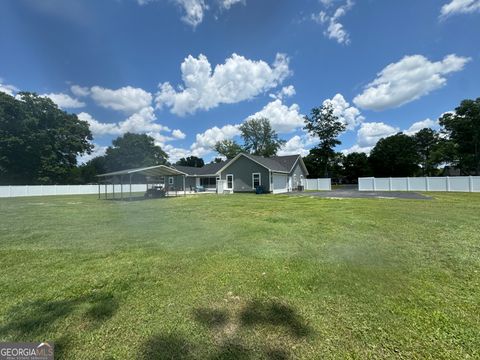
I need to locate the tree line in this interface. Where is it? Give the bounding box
[303,98,480,181]
[1,91,479,185]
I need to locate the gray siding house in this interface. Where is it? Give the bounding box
[170,153,308,194]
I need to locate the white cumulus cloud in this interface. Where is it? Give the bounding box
[90,86,153,114]
[77,143,108,164]
[404,118,439,135]
[172,129,187,139]
[312,0,354,44]
[353,54,471,111]
[277,135,310,156]
[0,80,18,96]
[70,85,90,97]
[78,107,173,142]
[323,93,364,130]
[221,0,244,10]
[247,99,304,134]
[41,93,85,109]
[155,53,291,116]
[440,0,480,18]
[270,85,296,100]
[190,124,241,157]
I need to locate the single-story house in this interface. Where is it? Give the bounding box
[168,153,309,194]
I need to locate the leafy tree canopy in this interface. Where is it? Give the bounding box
[439,97,480,175]
[342,152,371,182]
[213,139,244,159]
[0,92,92,184]
[304,103,346,177]
[369,132,420,177]
[176,156,204,168]
[103,133,168,172]
[238,118,285,157]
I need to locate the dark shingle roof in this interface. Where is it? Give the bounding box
[244,154,291,172]
[172,154,304,176]
[172,161,227,176]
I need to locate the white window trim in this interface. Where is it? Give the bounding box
[168,177,174,185]
[252,172,261,189]
[226,174,234,190]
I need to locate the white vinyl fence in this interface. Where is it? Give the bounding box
[0,184,150,198]
[359,177,480,193]
[303,178,332,191]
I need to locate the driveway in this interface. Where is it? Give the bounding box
[289,185,431,200]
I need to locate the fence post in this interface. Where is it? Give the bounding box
[317,179,320,191]
[469,176,473,192]
[446,176,450,192]
[9,185,12,198]
[389,177,392,191]
[425,177,429,192]
[406,177,410,191]
[372,177,376,191]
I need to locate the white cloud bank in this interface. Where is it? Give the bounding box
[353,54,471,111]
[323,93,364,130]
[137,0,245,28]
[78,108,169,137]
[41,93,85,109]
[247,99,304,134]
[190,124,241,157]
[0,80,18,96]
[440,0,480,18]
[342,118,441,154]
[155,53,291,116]
[312,0,354,45]
[90,86,153,114]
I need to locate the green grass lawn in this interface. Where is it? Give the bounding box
[0,193,479,359]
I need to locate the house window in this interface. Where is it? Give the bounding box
[252,173,261,188]
[226,174,233,190]
[200,177,217,187]
[169,177,174,185]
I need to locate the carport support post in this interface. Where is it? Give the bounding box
[120,175,123,200]
[183,175,186,196]
[113,182,115,199]
[129,174,132,201]
[104,183,107,199]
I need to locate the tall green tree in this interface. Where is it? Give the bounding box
[439,98,480,175]
[413,128,441,176]
[369,133,420,177]
[304,103,346,177]
[103,133,167,172]
[342,152,371,183]
[213,139,243,159]
[0,92,92,184]
[176,156,204,168]
[239,118,285,157]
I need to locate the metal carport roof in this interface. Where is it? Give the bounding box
[97,164,187,178]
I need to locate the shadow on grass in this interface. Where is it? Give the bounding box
[141,299,312,359]
[239,300,312,338]
[0,292,118,355]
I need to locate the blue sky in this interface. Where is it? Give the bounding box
[1,0,479,163]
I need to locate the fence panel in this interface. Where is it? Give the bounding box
[304,178,331,191]
[358,177,480,192]
[0,184,150,198]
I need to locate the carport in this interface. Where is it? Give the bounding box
[96,165,188,200]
